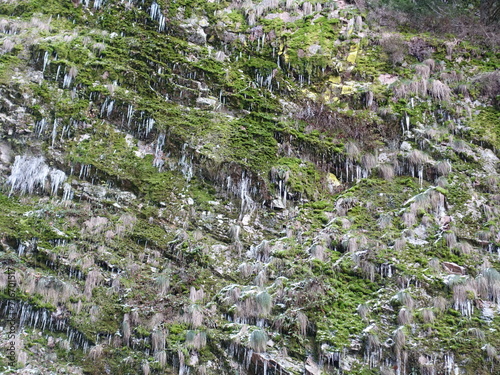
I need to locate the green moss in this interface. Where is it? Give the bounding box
[467,106,500,151]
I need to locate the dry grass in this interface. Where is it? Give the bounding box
[453,282,476,316]
[428,258,440,272]
[473,70,500,103]
[482,268,500,303]
[393,329,406,354]
[395,291,414,310]
[380,366,395,375]
[186,304,204,328]
[436,160,452,176]
[357,303,370,321]
[84,270,102,298]
[455,242,474,255]
[254,240,271,262]
[347,237,358,253]
[238,262,253,278]
[484,344,498,361]
[155,274,170,296]
[228,224,240,243]
[361,260,376,282]
[130,310,140,326]
[345,142,361,160]
[402,210,416,227]
[468,328,485,341]
[155,350,167,368]
[421,308,435,323]
[397,308,413,325]
[58,340,71,351]
[189,287,205,303]
[429,80,451,102]
[35,276,77,304]
[151,330,166,353]
[122,315,131,346]
[148,313,165,330]
[254,269,268,287]
[81,216,109,236]
[415,64,431,79]
[394,238,406,252]
[88,345,104,360]
[186,330,207,349]
[423,59,435,72]
[362,153,377,173]
[407,150,429,166]
[296,311,309,336]
[255,291,273,316]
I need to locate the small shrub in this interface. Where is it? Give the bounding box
[255,291,272,316]
[408,37,433,61]
[249,329,268,353]
[380,33,407,65]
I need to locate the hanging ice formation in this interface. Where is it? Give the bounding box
[149,2,166,32]
[7,155,67,196]
[153,133,166,170]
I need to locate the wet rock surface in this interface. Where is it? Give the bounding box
[0,0,499,374]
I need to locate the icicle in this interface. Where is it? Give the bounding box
[79,164,91,179]
[17,243,26,256]
[7,155,50,196]
[51,119,58,146]
[49,169,67,195]
[153,133,166,170]
[179,144,193,181]
[63,73,72,88]
[35,118,46,137]
[144,117,155,136]
[150,2,166,32]
[42,51,50,73]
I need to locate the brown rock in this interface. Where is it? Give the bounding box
[442,262,466,275]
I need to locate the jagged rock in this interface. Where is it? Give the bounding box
[308,44,321,56]
[189,26,207,45]
[0,141,12,171]
[400,141,412,151]
[271,198,286,209]
[196,97,218,108]
[304,356,320,375]
[442,262,466,275]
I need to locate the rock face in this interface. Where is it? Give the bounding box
[0,0,499,374]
